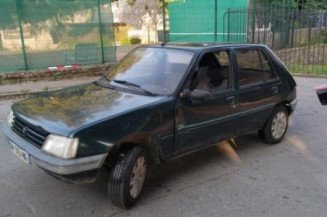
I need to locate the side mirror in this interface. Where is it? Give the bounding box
[180,89,210,101]
[180,89,191,99]
[315,85,327,105]
[191,89,210,100]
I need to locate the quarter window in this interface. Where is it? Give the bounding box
[236,49,264,86]
[259,50,278,80]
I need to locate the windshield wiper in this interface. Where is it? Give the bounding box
[94,75,115,89]
[102,75,111,83]
[113,80,156,96]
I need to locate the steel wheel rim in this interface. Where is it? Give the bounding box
[129,156,146,199]
[271,111,287,140]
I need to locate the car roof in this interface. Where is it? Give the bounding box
[146,43,268,51]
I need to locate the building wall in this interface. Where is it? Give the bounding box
[1,27,57,51]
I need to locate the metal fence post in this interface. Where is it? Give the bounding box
[228,8,231,42]
[291,7,295,48]
[97,0,105,64]
[15,0,28,71]
[252,0,257,43]
[162,0,166,43]
[214,0,218,42]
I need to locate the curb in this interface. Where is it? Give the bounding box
[0,63,113,86]
[0,88,61,101]
[291,73,327,79]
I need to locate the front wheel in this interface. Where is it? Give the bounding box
[108,146,147,209]
[259,105,289,145]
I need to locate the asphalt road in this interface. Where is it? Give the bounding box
[1,77,327,217]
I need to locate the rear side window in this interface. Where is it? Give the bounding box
[236,49,264,86]
[259,50,278,81]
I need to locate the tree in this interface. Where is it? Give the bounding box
[0,0,111,30]
[254,0,327,9]
[112,0,163,42]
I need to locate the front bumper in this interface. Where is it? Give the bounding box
[2,123,108,183]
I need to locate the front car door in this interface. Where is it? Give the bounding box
[174,49,238,155]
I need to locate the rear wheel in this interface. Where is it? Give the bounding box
[259,106,289,144]
[108,146,147,209]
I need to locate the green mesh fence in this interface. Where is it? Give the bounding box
[228,3,327,76]
[168,0,248,43]
[0,0,116,73]
[165,0,327,76]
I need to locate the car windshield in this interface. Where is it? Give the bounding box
[105,47,195,95]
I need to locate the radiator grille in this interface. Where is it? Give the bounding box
[12,117,48,148]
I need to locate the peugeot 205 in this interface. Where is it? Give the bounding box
[3,43,297,209]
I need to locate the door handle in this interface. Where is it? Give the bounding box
[226,96,236,108]
[272,86,279,94]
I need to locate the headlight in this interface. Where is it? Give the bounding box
[7,110,14,127]
[42,134,79,159]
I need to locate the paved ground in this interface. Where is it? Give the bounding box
[0,77,327,217]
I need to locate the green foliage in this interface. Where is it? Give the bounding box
[295,39,308,47]
[9,79,17,85]
[126,0,137,6]
[120,37,141,45]
[300,0,327,10]
[120,37,131,45]
[130,38,141,45]
[114,25,133,42]
[51,74,59,81]
[0,0,111,30]
[255,0,327,9]
[287,64,327,75]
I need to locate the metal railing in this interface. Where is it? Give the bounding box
[1,0,326,76]
[162,0,327,76]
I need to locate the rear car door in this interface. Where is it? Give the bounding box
[259,48,282,104]
[234,48,273,134]
[174,49,238,155]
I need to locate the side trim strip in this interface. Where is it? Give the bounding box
[178,103,275,132]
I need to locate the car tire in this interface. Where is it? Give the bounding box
[108,146,147,209]
[259,105,289,145]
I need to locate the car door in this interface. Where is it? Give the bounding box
[259,49,282,105]
[234,48,275,134]
[174,49,238,155]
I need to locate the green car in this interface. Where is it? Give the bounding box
[3,43,297,209]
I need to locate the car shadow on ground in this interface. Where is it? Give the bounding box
[138,133,266,204]
[27,133,266,211]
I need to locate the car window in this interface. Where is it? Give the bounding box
[236,49,264,86]
[214,51,230,67]
[192,50,231,92]
[259,50,278,81]
[106,47,195,95]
